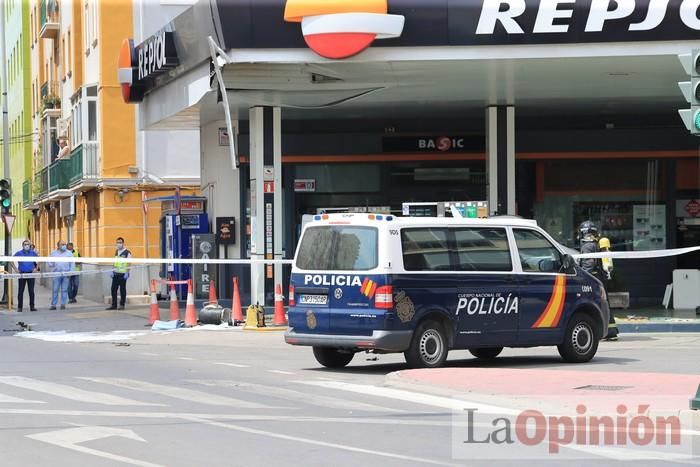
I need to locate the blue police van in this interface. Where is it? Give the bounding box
[284,214,609,368]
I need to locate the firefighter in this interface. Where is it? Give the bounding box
[599,236,619,340]
[578,221,618,341]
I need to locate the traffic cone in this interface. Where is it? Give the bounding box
[147,280,160,326]
[208,279,218,305]
[273,284,287,326]
[185,280,197,327]
[232,277,243,325]
[169,283,180,321]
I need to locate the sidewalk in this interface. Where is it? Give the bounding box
[0,285,152,334]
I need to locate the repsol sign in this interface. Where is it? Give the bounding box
[440,0,700,45]
[474,0,700,35]
[118,30,179,103]
[215,1,700,50]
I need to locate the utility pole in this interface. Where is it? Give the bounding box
[0,6,9,304]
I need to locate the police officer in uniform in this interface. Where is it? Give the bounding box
[107,237,131,310]
[578,221,619,341]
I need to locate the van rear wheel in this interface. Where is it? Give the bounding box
[404,320,448,368]
[469,347,503,359]
[558,313,600,363]
[312,347,354,368]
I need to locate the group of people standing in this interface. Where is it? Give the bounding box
[12,237,131,312]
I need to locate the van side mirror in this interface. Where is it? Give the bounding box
[561,254,576,274]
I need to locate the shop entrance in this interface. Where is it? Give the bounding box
[290,160,487,244]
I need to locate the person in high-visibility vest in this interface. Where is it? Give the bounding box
[67,242,81,303]
[599,237,619,341]
[107,237,132,310]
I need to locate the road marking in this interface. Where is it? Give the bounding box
[27,425,162,467]
[214,362,249,368]
[183,415,455,466]
[293,380,519,415]
[267,370,295,375]
[140,353,159,357]
[191,380,403,413]
[79,377,276,409]
[0,377,162,407]
[177,357,195,361]
[0,392,45,404]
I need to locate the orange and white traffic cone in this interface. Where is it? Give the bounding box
[273,283,287,326]
[185,279,197,327]
[169,283,180,321]
[147,280,160,325]
[208,279,218,305]
[232,277,243,325]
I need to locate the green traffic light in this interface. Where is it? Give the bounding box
[1,199,9,208]
[695,110,700,131]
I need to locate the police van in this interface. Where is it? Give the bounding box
[284,214,609,369]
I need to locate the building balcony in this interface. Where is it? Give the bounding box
[22,180,32,208]
[33,142,100,204]
[39,0,59,40]
[40,82,61,118]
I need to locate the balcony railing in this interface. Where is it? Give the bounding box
[33,167,48,201]
[33,142,100,202]
[22,180,32,208]
[68,142,100,186]
[40,0,59,39]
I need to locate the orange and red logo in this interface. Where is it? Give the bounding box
[284,0,405,59]
[360,278,379,298]
[118,39,143,104]
[531,276,567,329]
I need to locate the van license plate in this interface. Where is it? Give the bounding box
[299,295,328,305]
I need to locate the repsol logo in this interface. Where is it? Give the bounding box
[304,275,363,287]
[476,0,700,35]
[456,293,519,316]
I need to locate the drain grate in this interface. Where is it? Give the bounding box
[574,385,632,391]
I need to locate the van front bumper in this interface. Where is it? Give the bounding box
[284,328,412,352]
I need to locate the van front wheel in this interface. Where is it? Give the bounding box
[404,320,448,368]
[312,347,354,368]
[558,313,600,363]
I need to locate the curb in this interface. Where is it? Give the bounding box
[386,371,700,428]
[618,323,700,333]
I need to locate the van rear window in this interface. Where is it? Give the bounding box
[296,226,378,271]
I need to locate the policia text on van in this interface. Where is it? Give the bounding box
[284,215,609,369]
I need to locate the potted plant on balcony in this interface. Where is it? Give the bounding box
[42,95,60,110]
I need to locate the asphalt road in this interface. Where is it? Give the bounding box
[0,305,698,467]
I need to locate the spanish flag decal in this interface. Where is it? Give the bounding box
[360,278,378,298]
[531,275,567,328]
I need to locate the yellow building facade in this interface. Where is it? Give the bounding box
[25,0,198,297]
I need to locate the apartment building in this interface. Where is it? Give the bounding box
[17,0,199,300]
[1,0,33,251]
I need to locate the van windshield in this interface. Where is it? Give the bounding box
[296,226,378,271]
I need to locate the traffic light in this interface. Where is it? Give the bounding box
[678,49,700,135]
[0,179,11,215]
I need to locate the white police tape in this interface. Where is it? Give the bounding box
[573,245,700,260]
[0,256,294,265]
[0,247,697,266]
[2,264,148,280]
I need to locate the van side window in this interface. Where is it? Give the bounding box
[454,228,512,271]
[401,228,451,271]
[513,229,563,273]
